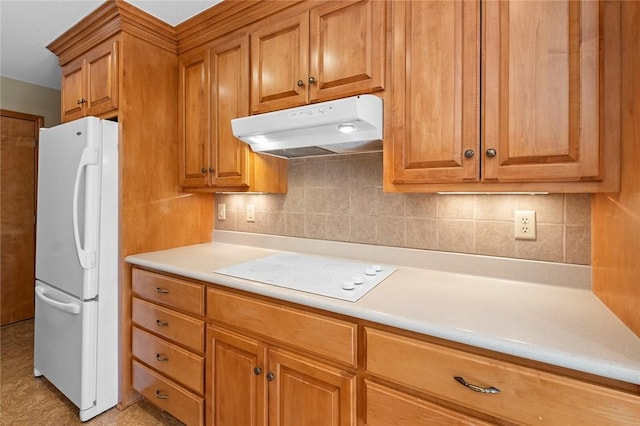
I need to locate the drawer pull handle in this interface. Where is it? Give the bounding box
[155,287,169,294]
[155,390,169,400]
[156,354,168,362]
[454,376,500,394]
[155,320,168,327]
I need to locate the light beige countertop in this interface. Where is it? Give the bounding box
[126,230,640,385]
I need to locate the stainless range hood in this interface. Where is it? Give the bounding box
[231,95,383,159]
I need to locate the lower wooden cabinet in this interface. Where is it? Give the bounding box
[206,288,357,426]
[131,268,206,426]
[130,267,640,425]
[365,327,640,425]
[365,380,491,426]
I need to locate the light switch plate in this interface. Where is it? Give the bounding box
[217,204,226,220]
[247,204,255,222]
[515,210,536,240]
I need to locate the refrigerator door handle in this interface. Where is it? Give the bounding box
[35,286,81,315]
[72,146,99,269]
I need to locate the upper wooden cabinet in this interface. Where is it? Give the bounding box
[60,36,119,122]
[250,0,386,113]
[178,33,287,193]
[386,0,621,193]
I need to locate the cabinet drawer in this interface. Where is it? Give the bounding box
[366,328,640,425]
[365,380,491,426]
[132,327,204,394]
[133,268,205,316]
[132,360,204,426]
[207,288,357,367]
[132,297,205,352]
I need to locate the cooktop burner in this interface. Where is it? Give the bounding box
[214,253,397,302]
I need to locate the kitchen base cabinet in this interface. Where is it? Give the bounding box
[207,325,268,426]
[364,380,491,426]
[132,268,206,426]
[132,360,204,426]
[206,288,357,426]
[365,327,640,425]
[128,266,640,426]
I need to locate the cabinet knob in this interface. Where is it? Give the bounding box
[77,98,87,105]
[464,149,475,159]
[485,148,497,158]
[253,367,262,376]
[266,372,275,381]
[155,390,169,400]
[297,79,304,87]
[208,167,215,174]
[453,376,501,394]
[201,167,207,174]
[308,76,316,85]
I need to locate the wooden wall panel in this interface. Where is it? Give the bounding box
[592,1,640,337]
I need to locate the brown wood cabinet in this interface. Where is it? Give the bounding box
[128,266,640,425]
[206,287,357,426]
[365,327,640,425]
[132,268,206,426]
[386,0,621,193]
[60,36,119,122]
[178,33,287,192]
[250,0,385,113]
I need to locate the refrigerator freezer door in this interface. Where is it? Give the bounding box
[34,281,97,411]
[36,117,101,300]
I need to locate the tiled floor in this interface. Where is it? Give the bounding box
[0,320,183,425]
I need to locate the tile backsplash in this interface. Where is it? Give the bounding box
[214,153,591,265]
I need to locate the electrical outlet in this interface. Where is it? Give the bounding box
[217,204,226,220]
[514,210,536,240]
[247,204,255,222]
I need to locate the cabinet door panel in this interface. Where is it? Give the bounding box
[309,0,385,101]
[61,58,85,122]
[483,0,600,182]
[268,348,356,426]
[251,13,309,113]
[207,326,267,426]
[211,35,250,187]
[390,0,480,183]
[365,380,491,426]
[179,50,210,187]
[84,39,119,117]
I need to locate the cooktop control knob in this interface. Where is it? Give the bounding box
[342,280,355,290]
[372,265,383,272]
[352,276,364,285]
[365,268,377,276]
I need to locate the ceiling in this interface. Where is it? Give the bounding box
[0,0,222,90]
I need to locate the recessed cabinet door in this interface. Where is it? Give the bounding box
[482,0,600,182]
[84,39,119,118]
[268,348,356,426]
[207,325,267,426]
[390,0,480,184]
[308,0,385,102]
[61,57,85,122]
[251,13,309,113]
[179,49,210,188]
[211,34,250,188]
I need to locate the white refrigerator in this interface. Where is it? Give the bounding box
[34,117,118,421]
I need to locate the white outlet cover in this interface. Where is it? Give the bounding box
[217,204,226,220]
[247,204,255,222]
[514,210,536,240]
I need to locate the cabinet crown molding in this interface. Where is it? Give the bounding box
[47,0,177,65]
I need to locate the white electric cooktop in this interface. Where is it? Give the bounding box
[215,252,397,302]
